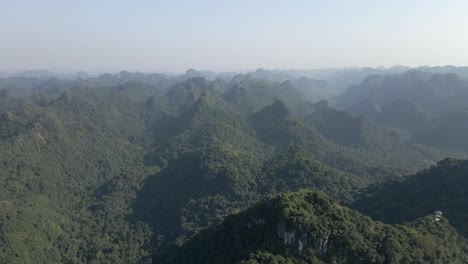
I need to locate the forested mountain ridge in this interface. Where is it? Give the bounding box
[157,190,468,264]
[353,158,468,238]
[1,70,468,263]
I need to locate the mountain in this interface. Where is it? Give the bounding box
[376,98,430,131]
[429,89,468,115]
[306,103,411,149]
[288,77,332,102]
[336,70,468,117]
[166,77,226,113]
[323,66,411,92]
[241,67,412,93]
[157,190,468,264]
[416,65,468,79]
[257,147,368,203]
[0,76,43,98]
[147,90,261,165]
[413,108,468,153]
[244,68,298,83]
[70,70,176,91]
[31,78,70,98]
[224,77,308,113]
[184,68,218,80]
[306,103,381,146]
[0,77,71,100]
[250,100,326,150]
[15,69,68,79]
[353,158,468,238]
[303,102,464,174]
[1,71,468,263]
[346,97,381,119]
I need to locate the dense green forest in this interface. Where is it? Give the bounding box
[157,190,468,264]
[353,158,468,238]
[1,69,468,263]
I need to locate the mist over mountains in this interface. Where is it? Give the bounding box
[1,65,468,263]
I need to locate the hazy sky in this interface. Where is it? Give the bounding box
[2,0,468,73]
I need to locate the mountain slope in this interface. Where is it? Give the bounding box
[353,158,468,237]
[1,74,468,263]
[336,70,468,117]
[223,78,307,113]
[413,108,468,153]
[157,190,468,264]
[306,104,392,146]
[0,86,168,263]
[376,98,430,131]
[302,103,464,176]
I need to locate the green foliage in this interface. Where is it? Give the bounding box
[258,146,367,203]
[0,84,164,263]
[353,158,468,237]
[1,75,467,263]
[157,190,468,264]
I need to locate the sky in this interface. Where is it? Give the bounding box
[1,0,468,73]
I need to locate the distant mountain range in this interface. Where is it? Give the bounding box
[3,65,468,101]
[336,70,468,116]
